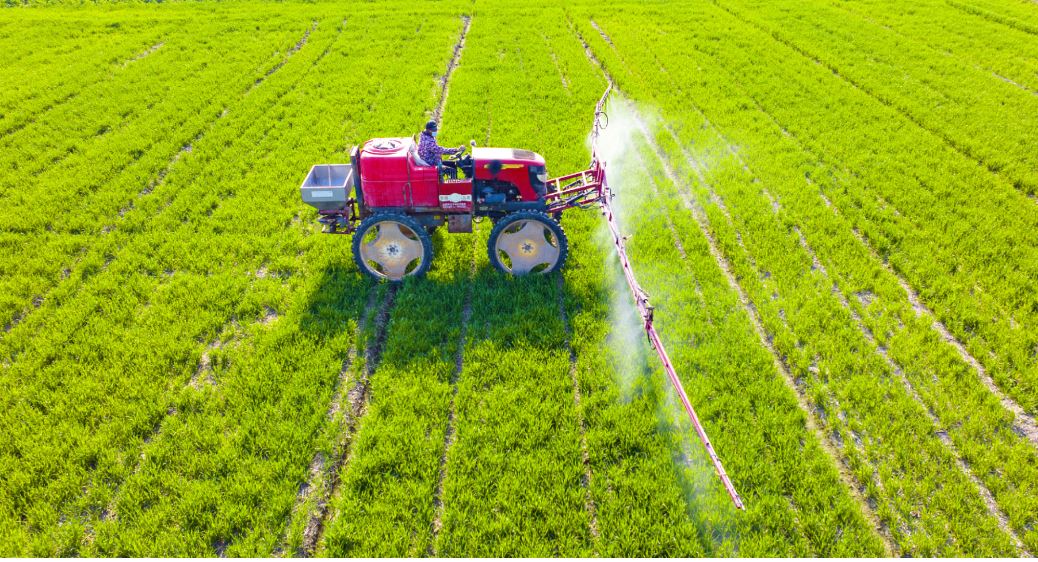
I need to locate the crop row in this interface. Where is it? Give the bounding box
[0,11,314,333]
[592,1,1038,417]
[829,0,1038,93]
[572,4,1038,554]
[0,11,168,131]
[945,0,1038,36]
[719,0,1038,196]
[0,4,470,554]
[0,11,347,552]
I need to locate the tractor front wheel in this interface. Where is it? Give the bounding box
[488,211,568,276]
[352,213,433,281]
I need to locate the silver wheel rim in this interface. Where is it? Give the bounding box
[359,220,425,280]
[494,219,561,275]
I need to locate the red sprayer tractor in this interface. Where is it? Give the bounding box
[299,88,745,510]
[300,129,601,280]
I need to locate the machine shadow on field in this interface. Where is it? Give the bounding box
[293,232,732,552]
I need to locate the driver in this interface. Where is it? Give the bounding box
[418,120,465,179]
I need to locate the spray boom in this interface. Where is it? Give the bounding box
[591,87,745,511]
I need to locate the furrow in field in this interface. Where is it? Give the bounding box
[0,16,357,553]
[639,9,1038,544]
[0,27,170,140]
[91,405,177,529]
[993,72,1038,97]
[0,15,311,202]
[574,24,884,537]
[642,105,836,532]
[88,281,268,540]
[250,20,317,93]
[272,286,378,556]
[0,29,199,165]
[585,17,1038,549]
[710,1,1022,196]
[546,41,571,91]
[945,0,1038,36]
[646,31,1038,450]
[842,217,1038,449]
[0,21,140,81]
[652,31,1034,546]
[556,276,601,552]
[428,239,478,556]
[651,119,1011,551]
[0,19,324,343]
[737,0,1038,195]
[300,286,398,556]
[826,0,1038,96]
[624,128,885,555]
[574,20,886,555]
[674,24,1038,414]
[0,91,78,140]
[634,118,895,554]
[631,149,884,546]
[123,41,165,67]
[792,227,1030,555]
[589,20,615,48]
[433,15,471,122]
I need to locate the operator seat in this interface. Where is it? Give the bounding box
[409,143,431,167]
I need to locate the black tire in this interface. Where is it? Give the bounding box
[352,213,434,282]
[487,211,568,276]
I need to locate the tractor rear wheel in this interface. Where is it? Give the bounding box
[488,211,568,275]
[352,213,433,281]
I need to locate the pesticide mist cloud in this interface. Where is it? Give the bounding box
[592,96,657,399]
[591,94,740,549]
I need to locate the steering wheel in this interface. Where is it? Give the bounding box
[444,144,467,162]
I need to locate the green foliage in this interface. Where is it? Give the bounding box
[2,0,1036,556]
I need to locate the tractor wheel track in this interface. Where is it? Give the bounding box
[300,285,399,556]
[273,286,379,556]
[556,275,601,554]
[432,16,471,122]
[427,235,479,556]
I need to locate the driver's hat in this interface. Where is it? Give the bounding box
[425,120,438,132]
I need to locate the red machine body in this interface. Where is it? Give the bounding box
[349,137,551,221]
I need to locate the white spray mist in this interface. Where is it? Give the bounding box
[592,95,657,399]
[592,94,740,551]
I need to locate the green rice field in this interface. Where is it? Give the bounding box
[2,0,1038,556]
